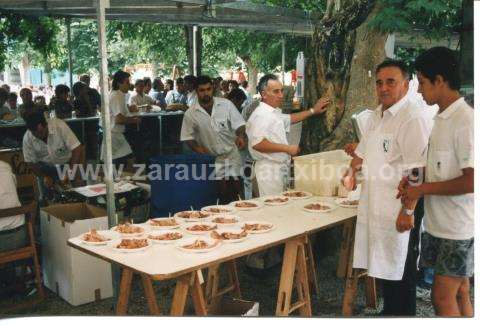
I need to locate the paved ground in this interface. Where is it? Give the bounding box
[2,249,463,318]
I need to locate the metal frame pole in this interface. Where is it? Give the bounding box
[96,0,116,226]
[66,17,73,88]
[193,25,198,76]
[281,35,286,84]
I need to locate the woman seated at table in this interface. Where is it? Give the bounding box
[49,85,73,119]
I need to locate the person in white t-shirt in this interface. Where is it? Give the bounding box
[128,79,156,109]
[399,47,474,317]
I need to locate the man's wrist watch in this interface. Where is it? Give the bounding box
[309,108,315,115]
[404,208,414,216]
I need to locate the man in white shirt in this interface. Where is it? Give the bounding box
[165,77,188,109]
[180,75,247,203]
[128,79,156,109]
[22,111,84,186]
[399,47,473,317]
[184,75,198,108]
[101,70,140,169]
[343,59,432,316]
[246,74,330,196]
[0,161,26,252]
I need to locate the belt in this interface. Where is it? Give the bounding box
[0,224,25,236]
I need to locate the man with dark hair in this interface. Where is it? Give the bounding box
[143,77,153,95]
[129,79,156,110]
[7,92,17,111]
[0,88,15,121]
[247,73,330,196]
[184,75,198,107]
[226,88,247,113]
[49,84,73,119]
[150,77,167,109]
[399,47,473,317]
[180,75,247,203]
[22,110,84,186]
[342,59,432,316]
[18,88,37,118]
[165,77,188,109]
[80,74,101,112]
[101,70,140,168]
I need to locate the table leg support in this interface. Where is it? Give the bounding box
[116,268,133,315]
[170,273,192,316]
[141,274,161,315]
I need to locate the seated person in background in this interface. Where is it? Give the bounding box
[72,81,95,117]
[220,80,230,97]
[79,74,101,112]
[0,161,27,252]
[1,84,10,93]
[213,77,223,97]
[164,79,174,95]
[228,80,240,93]
[150,77,167,109]
[8,92,18,111]
[22,111,84,187]
[18,88,37,118]
[165,77,188,110]
[128,79,156,110]
[0,88,17,121]
[184,75,198,107]
[226,88,247,113]
[49,84,73,119]
[34,95,48,115]
[143,77,153,95]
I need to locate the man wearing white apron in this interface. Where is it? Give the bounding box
[245,74,329,271]
[246,74,330,197]
[343,60,432,316]
[101,70,140,170]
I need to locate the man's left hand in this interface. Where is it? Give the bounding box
[312,96,330,115]
[235,136,246,150]
[396,212,414,233]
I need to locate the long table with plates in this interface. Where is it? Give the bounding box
[68,194,358,316]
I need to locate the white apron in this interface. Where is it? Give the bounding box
[254,160,289,196]
[100,131,132,161]
[352,126,410,281]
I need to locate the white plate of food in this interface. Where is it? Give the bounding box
[210,214,242,225]
[176,237,222,253]
[184,222,218,235]
[201,205,236,215]
[147,230,183,244]
[149,218,181,229]
[174,210,212,223]
[241,221,275,234]
[111,223,145,237]
[110,238,152,253]
[334,198,359,208]
[210,227,249,243]
[282,190,313,200]
[302,202,337,213]
[263,196,290,206]
[80,229,116,246]
[230,200,263,211]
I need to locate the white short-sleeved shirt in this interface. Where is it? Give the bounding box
[0,161,24,231]
[187,91,198,107]
[355,95,432,171]
[246,101,291,164]
[128,92,155,107]
[165,90,187,105]
[22,118,81,165]
[424,98,474,240]
[109,90,130,133]
[181,97,245,158]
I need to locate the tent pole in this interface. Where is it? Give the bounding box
[193,25,198,76]
[281,35,286,84]
[66,18,73,88]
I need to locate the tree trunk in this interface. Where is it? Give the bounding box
[459,0,473,87]
[241,56,257,96]
[44,59,52,86]
[300,0,378,153]
[19,54,31,87]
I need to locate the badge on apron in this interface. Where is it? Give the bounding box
[382,139,390,153]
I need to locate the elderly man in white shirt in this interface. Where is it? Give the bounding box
[180,75,246,204]
[342,59,432,316]
[22,111,84,186]
[246,74,330,196]
[0,161,27,252]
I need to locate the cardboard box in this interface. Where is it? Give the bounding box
[293,150,351,196]
[40,203,113,306]
[208,297,259,316]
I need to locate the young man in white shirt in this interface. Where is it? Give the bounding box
[23,111,84,186]
[128,79,156,109]
[101,70,140,169]
[181,75,247,204]
[343,60,433,316]
[246,74,330,196]
[399,47,474,317]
